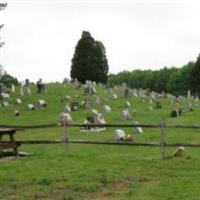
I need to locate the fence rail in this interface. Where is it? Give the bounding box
[2,140,200,148]
[1,123,200,129]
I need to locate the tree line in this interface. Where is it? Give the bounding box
[108,54,200,96]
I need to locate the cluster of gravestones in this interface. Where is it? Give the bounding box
[84,80,97,95]
[0,80,48,116]
[169,92,199,118]
[109,83,200,120]
[14,99,47,116]
[58,80,144,138]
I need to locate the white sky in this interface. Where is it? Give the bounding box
[0,0,200,82]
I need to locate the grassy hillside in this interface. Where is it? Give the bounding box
[0,83,200,200]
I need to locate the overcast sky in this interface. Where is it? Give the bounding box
[0,0,200,82]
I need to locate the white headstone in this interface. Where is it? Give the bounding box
[64,104,71,113]
[26,87,31,95]
[38,99,47,107]
[20,87,24,96]
[114,129,126,141]
[125,101,131,108]
[93,95,101,105]
[16,98,22,104]
[134,121,143,133]
[122,109,130,120]
[65,95,71,101]
[187,90,191,99]
[27,104,35,110]
[112,93,118,100]
[11,84,15,92]
[96,113,106,125]
[3,101,9,107]
[1,92,10,99]
[59,112,72,124]
[91,109,99,116]
[103,105,111,113]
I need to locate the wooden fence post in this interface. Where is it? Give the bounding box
[63,120,68,152]
[160,119,166,159]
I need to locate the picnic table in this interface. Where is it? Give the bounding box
[0,128,20,156]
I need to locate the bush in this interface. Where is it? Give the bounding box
[170,109,182,117]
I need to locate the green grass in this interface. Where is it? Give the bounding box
[1,83,200,199]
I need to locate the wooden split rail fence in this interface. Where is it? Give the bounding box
[1,122,200,158]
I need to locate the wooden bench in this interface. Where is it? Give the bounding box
[0,128,20,156]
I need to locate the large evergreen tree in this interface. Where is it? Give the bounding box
[70,31,109,83]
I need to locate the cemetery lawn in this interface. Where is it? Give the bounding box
[1,84,200,200]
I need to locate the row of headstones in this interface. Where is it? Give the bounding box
[0,78,46,96]
[2,98,47,110]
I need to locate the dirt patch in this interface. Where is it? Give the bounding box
[1,176,151,200]
[65,176,151,200]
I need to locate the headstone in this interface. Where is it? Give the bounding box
[37,99,47,107]
[95,113,106,125]
[195,96,199,107]
[187,90,191,99]
[112,93,118,100]
[188,101,193,111]
[91,109,99,116]
[26,87,31,95]
[91,86,96,94]
[16,98,22,104]
[149,105,154,111]
[114,129,126,141]
[103,105,111,113]
[81,97,90,109]
[125,101,131,108]
[36,78,45,93]
[11,84,15,92]
[14,110,20,116]
[124,87,129,98]
[3,101,9,107]
[122,109,130,120]
[93,95,101,105]
[65,95,71,101]
[20,87,24,96]
[173,146,185,157]
[59,112,72,125]
[1,92,10,100]
[134,121,143,133]
[64,104,71,113]
[27,104,35,110]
